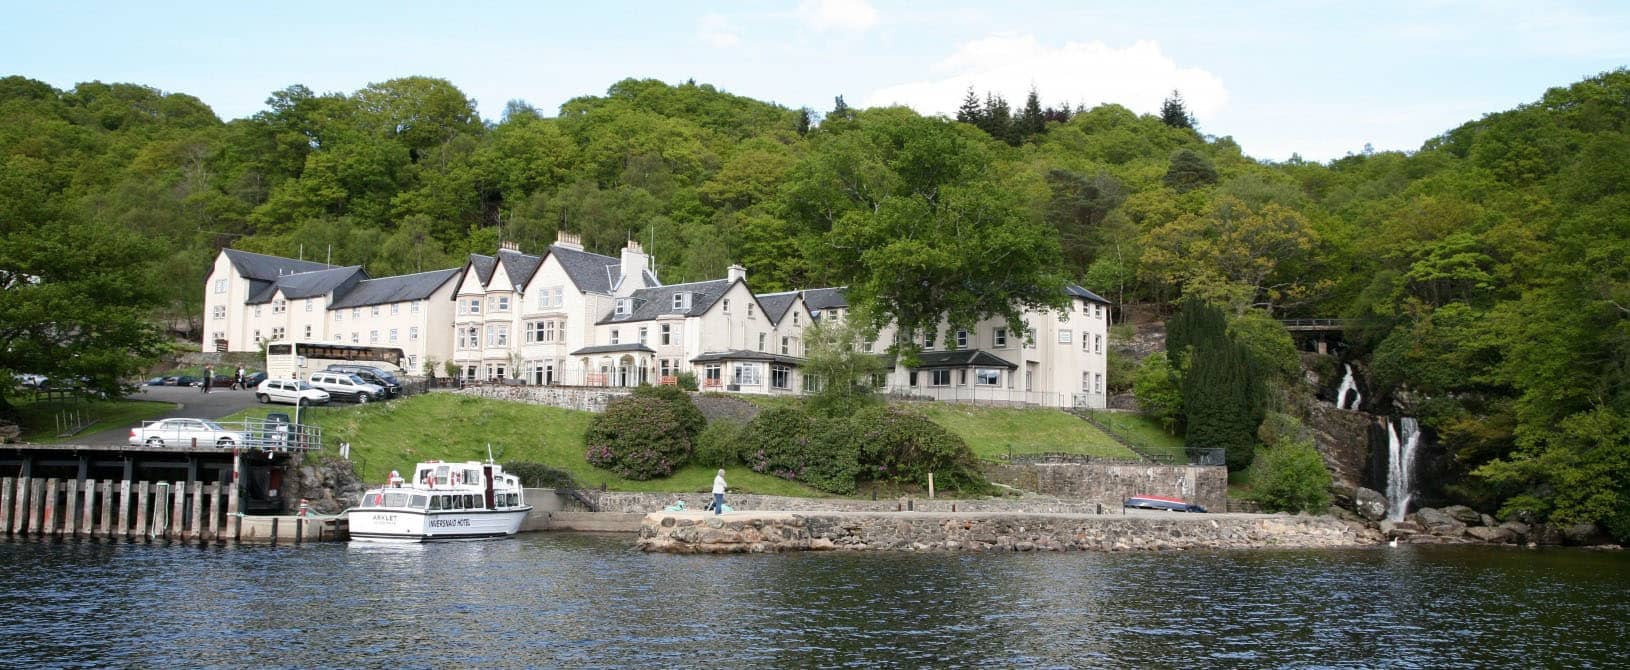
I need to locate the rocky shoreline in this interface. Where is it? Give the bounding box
[1349,493,1620,548]
[636,510,1372,553]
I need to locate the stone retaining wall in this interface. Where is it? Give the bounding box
[451,385,631,413]
[981,462,1227,512]
[637,510,1371,553]
[579,491,1115,515]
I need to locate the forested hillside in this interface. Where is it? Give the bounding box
[0,70,1625,536]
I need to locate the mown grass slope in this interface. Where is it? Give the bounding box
[902,403,1140,460]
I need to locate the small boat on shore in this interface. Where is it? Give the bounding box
[348,460,532,542]
[1123,495,1207,513]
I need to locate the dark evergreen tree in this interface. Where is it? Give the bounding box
[981,93,1013,145]
[1163,149,1219,192]
[830,95,853,121]
[1016,86,1046,141]
[1160,89,1195,130]
[955,86,983,125]
[1166,297,1263,471]
[795,107,813,136]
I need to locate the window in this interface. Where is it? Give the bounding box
[273,300,286,314]
[336,309,344,322]
[1025,330,1036,348]
[959,369,967,385]
[461,326,480,349]
[780,336,789,355]
[352,308,360,319]
[638,327,648,344]
[908,371,919,387]
[303,325,312,339]
[862,339,873,353]
[930,369,951,387]
[496,296,509,312]
[372,305,380,317]
[610,329,620,345]
[771,365,790,390]
[352,332,360,344]
[1083,372,1091,392]
[545,320,557,342]
[1059,329,1073,344]
[956,330,968,348]
[391,303,400,315]
[1084,334,1091,351]
[1095,305,1102,319]
[271,326,286,340]
[673,293,691,310]
[486,324,507,347]
[705,364,722,385]
[660,324,671,345]
[793,311,800,326]
[254,306,262,317]
[253,329,261,341]
[305,300,313,312]
[976,369,1000,386]
[615,299,631,316]
[747,303,755,319]
[758,333,766,352]
[370,330,379,344]
[389,328,398,343]
[733,363,761,386]
[1095,373,1104,393]
[214,279,226,294]
[722,298,731,313]
[1095,334,1103,354]
[467,298,481,315]
[994,328,1007,347]
[537,286,563,310]
[660,359,672,377]
[411,300,420,313]
[212,305,226,320]
[525,321,545,343]
[923,330,935,350]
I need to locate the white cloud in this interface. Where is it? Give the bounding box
[796,0,878,33]
[863,34,1227,121]
[697,14,740,48]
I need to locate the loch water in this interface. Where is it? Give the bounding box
[2,534,1626,669]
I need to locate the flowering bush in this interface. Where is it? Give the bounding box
[583,394,695,480]
[740,407,859,494]
[852,406,988,493]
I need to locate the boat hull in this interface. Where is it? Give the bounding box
[349,507,532,543]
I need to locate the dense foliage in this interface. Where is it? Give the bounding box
[583,394,696,480]
[692,419,744,468]
[739,404,986,495]
[1246,437,1333,514]
[3,68,1627,533]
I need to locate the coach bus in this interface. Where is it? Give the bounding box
[265,341,405,381]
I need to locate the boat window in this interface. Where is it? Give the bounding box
[428,495,442,510]
[464,494,478,509]
[435,465,450,487]
[409,495,427,509]
[383,492,408,508]
[464,469,480,485]
[451,495,463,510]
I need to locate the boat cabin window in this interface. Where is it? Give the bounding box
[464,469,480,485]
[463,494,478,509]
[383,492,408,508]
[434,465,450,487]
[409,495,427,509]
[451,495,463,510]
[428,495,442,510]
[362,493,384,507]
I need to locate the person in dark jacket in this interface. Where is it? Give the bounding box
[202,366,213,394]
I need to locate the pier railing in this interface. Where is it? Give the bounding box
[133,419,322,452]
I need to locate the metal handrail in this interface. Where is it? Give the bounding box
[133,419,322,452]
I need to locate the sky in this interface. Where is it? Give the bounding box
[3,0,1627,161]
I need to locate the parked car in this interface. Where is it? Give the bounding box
[255,379,330,406]
[323,364,403,398]
[1123,495,1208,513]
[307,371,384,404]
[13,373,48,388]
[145,376,168,386]
[175,375,200,387]
[243,371,268,388]
[129,418,245,448]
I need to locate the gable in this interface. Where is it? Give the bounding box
[456,266,486,296]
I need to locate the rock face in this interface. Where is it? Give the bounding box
[1354,488,1388,521]
[1443,505,1482,525]
[1414,507,1467,536]
[637,511,1373,553]
[1307,403,1375,498]
[282,456,368,514]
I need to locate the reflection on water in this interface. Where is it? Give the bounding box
[1,535,1626,668]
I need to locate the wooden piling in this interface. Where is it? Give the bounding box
[189,481,204,543]
[100,481,114,539]
[65,479,79,536]
[80,480,95,537]
[116,480,131,539]
[170,481,186,541]
[14,476,32,534]
[296,516,304,544]
[270,517,279,546]
[229,452,241,542]
[1,477,13,535]
[134,481,149,541]
[29,479,45,536]
[206,483,221,542]
[42,478,59,536]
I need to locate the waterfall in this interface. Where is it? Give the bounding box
[1386,417,1422,522]
[1335,364,1361,410]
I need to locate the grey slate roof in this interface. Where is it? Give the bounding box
[596,279,734,325]
[689,350,804,366]
[802,286,849,311]
[466,254,498,285]
[757,291,799,325]
[569,343,655,356]
[223,249,337,282]
[330,268,461,309]
[496,249,543,291]
[907,350,1018,369]
[246,267,367,305]
[550,244,625,295]
[1065,284,1112,304]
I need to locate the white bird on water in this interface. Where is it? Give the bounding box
[1389,538,1399,548]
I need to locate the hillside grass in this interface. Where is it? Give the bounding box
[1079,410,1189,462]
[224,393,825,497]
[7,395,173,443]
[905,403,1141,461]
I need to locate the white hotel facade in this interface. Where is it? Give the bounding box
[203,232,1109,408]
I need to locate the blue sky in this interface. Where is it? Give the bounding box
[4,0,1626,161]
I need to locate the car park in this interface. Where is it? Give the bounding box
[129,418,245,448]
[323,364,402,398]
[255,379,331,406]
[307,371,384,404]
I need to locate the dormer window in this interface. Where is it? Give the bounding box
[673,292,692,310]
[615,298,632,316]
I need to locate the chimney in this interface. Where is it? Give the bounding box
[499,240,520,253]
[554,231,584,251]
[618,240,651,294]
[727,264,747,284]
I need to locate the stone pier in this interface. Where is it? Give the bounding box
[637,510,1373,553]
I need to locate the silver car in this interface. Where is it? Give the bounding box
[129,418,246,448]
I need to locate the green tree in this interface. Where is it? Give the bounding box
[802,317,886,416]
[1159,90,1195,130]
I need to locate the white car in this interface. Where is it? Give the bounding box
[307,371,385,404]
[129,418,246,448]
[255,379,331,406]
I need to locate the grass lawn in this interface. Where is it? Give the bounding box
[225,393,826,497]
[1079,410,1188,462]
[906,403,1140,461]
[6,395,174,443]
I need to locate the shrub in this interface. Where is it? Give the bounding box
[631,384,705,439]
[675,371,698,391]
[694,420,744,468]
[852,406,989,494]
[503,462,578,489]
[1246,437,1332,513]
[739,407,858,494]
[1133,352,1183,433]
[584,395,694,480]
[1106,348,1136,394]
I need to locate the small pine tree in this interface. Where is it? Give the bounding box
[1160,89,1196,130]
[956,86,983,125]
[1016,86,1046,141]
[981,93,1013,144]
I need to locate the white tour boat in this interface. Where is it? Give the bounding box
[348,460,532,542]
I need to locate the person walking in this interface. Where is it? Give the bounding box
[234,366,245,390]
[202,366,213,394]
[712,469,728,515]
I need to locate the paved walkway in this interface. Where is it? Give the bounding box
[77,385,262,445]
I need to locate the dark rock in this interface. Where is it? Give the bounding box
[1560,523,1610,546]
[1480,514,1497,528]
[1465,526,1514,544]
[1307,403,1375,495]
[1354,487,1388,521]
[1498,521,1530,539]
[1415,508,1467,536]
[1443,505,1481,525]
[1530,524,1565,546]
